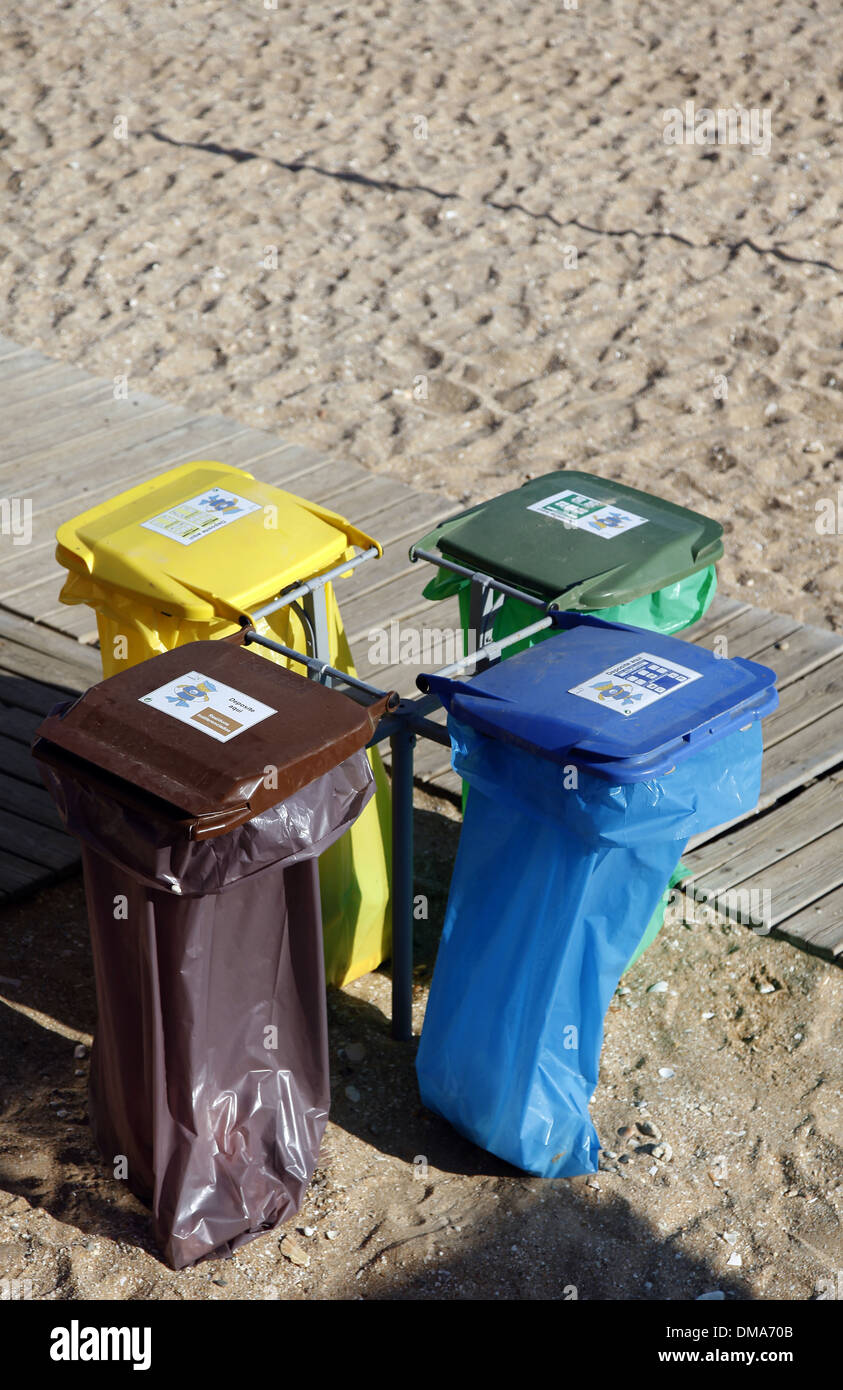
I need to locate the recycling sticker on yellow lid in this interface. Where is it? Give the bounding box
[140,488,263,547]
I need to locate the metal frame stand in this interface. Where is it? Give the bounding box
[389,726,416,1042]
[241,542,561,1041]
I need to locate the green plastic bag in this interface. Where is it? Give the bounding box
[626,860,688,970]
[422,564,718,656]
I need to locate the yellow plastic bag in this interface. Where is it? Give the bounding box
[56,461,391,985]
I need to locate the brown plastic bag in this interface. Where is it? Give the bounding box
[39,752,373,1269]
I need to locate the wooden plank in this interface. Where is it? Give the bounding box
[0,356,87,390]
[265,447,364,490]
[0,423,262,580]
[0,771,64,832]
[23,423,260,509]
[1,372,158,436]
[344,574,451,645]
[704,822,843,927]
[776,885,843,956]
[2,559,89,609]
[683,595,750,643]
[757,704,843,806]
[384,514,451,553]
[692,605,802,660]
[0,339,32,363]
[748,622,843,690]
[0,846,55,897]
[0,360,90,395]
[353,485,437,529]
[685,709,843,853]
[411,740,454,782]
[0,633,95,691]
[363,649,428,693]
[348,491,449,548]
[349,605,459,656]
[310,474,413,523]
[24,413,253,498]
[1,372,107,425]
[0,400,195,487]
[423,766,462,798]
[0,732,49,783]
[0,390,170,463]
[761,652,843,746]
[354,598,463,686]
[184,431,298,472]
[311,473,412,519]
[308,461,386,505]
[684,666,843,855]
[0,671,72,719]
[0,617,101,686]
[0,363,132,407]
[0,435,352,587]
[339,550,424,602]
[0,805,76,871]
[684,772,843,892]
[0,703,42,744]
[22,600,100,643]
[0,609,101,672]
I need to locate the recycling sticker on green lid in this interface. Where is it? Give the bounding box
[527,488,647,539]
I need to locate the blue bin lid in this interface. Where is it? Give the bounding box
[421,613,778,781]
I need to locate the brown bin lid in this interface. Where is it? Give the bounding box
[33,639,393,839]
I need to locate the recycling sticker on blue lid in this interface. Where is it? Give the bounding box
[568,651,702,717]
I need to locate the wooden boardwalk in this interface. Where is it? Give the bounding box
[0,332,841,958]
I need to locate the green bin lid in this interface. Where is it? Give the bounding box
[414,471,723,610]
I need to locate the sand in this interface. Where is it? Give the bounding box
[1,0,842,625]
[0,0,841,1301]
[1,805,841,1302]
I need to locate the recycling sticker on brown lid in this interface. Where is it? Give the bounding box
[32,638,395,838]
[140,669,276,743]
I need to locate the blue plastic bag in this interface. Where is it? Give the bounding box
[416,717,764,1179]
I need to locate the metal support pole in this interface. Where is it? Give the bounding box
[302,582,333,684]
[409,546,551,611]
[416,612,555,685]
[243,572,567,1039]
[467,576,505,671]
[390,726,416,1042]
[372,695,451,748]
[250,546,380,623]
[241,627,396,704]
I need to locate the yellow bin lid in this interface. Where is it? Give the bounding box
[55,462,381,623]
